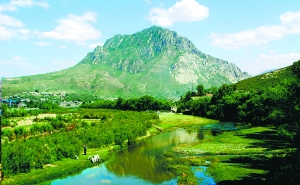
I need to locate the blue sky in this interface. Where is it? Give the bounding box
[1,0,300,78]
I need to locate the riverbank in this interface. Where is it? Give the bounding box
[155,113,221,184]
[161,118,293,184]
[1,146,119,185]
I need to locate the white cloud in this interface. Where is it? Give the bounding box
[89,42,103,49]
[100,179,111,184]
[9,0,49,9]
[0,26,17,40]
[39,11,101,45]
[12,56,24,61]
[0,0,48,40]
[243,52,300,75]
[0,26,29,40]
[0,0,49,12]
[34,41,53,46]
[59,45,67,49]
[143,0,151,4]
[258,53,300,63]
[0,3,17,12]
[0,12,24,27]
[211,25,288,49]
[280,11,300,34]
[148,0,209,26]
[211,11,300,49]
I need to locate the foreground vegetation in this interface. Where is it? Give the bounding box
[156,114,295,185]
[1,60,299,184]
[172,60,300,184]
[2,146,116,185]
[1,109,159,184]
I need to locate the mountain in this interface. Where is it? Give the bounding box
[2,26,250,99]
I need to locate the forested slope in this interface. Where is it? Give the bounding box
[176,59,300,184]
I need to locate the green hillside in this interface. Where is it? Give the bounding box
[236,65,296,91]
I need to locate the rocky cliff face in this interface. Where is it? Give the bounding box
[80,26,250,85]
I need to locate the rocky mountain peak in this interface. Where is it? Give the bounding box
[103,26,200,56]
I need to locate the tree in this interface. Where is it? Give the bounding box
[116,97,123,109]
[292,60,300,78]
[206,86,218,95]
[211,84,236,104]
[196,84,205,96]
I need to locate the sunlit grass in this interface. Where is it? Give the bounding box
[158,113,218,130]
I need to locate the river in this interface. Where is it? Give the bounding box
[47,123,235,185]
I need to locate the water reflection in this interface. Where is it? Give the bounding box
[198,122,240,139]
[106,128,199,184]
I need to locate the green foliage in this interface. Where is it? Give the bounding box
[40,101,60,110]
[64,93,98,102]
[236,66,295,91]
[196,84,205,96]
[1,117,10,126]
[1,109,158,177]
[1,128,14,140]
[1,105,28,118]
[81,95,172,111]
[189,97,210,116]
[292,60,300,78]
[176,59,300,183]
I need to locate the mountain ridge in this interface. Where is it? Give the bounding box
[3,26,250,99]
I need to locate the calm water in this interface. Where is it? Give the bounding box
[48,123,230,185]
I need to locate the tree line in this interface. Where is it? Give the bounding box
[81,95,172,111]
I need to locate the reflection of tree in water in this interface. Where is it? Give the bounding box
[106,144,174,183]
[211,129,223,136]
[198,122,238,138]
[106,128,199,184]
[197,129,214,140]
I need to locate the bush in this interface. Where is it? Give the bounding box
[2,128,14,139]
[1,118,10,126]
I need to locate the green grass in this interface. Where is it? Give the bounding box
[158,113,219,130]
[207,162,265,182]
[173,127,276,155]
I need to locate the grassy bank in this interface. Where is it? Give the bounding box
[2,146,119,185]
[159,114,293,184]
[157,113,219,130]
